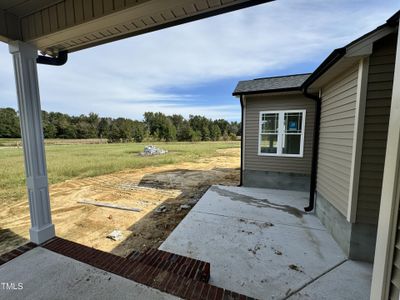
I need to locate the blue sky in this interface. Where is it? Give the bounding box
[0,0,399,121]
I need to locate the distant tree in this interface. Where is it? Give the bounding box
[144,112,177,141]
[0,108,20,138]
[108,122,121,142]
[41,111,57,138]
[0,107,238,142]
[76,121,93,139]
[189,115,213,141]
[229,133,237,141]
[43,123,57,138]
[228,121,240,136]
[222,131,230,141]
[152,118,176,142]
[48,112,76,138]
[132,121,146,142]
[169,114,185,130]
[87,112,99,125]
[97,118,111,139]
[177,121,193,141]
[191,130,202,142]
[86,113,99,138]
[201,125,211,141]
[111,118,133,141]
[214,119,229,135]
[209,124,222,141]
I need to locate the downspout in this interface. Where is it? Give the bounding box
[239,95,244,186]
[301,48,345,212]
[303,88,321,212]
[37,51,68,66]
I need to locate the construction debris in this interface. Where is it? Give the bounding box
[177,204,191,212]
[288,264,303,272]
[78,200,141,212]
[140,145,168,156]
[155,205,168,213]
[107,230,123,241]
[248,245,261,255]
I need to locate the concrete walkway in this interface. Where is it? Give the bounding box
[0,247,179,300]
[160,185,372,300]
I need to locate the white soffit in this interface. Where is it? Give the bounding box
[0,0,272,54]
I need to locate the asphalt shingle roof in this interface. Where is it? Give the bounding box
[233,73,311,95]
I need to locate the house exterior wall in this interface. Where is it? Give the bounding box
[317,63,359,216]
[316,33,397,263]
[356,33,397,225]
[243,92,315,191]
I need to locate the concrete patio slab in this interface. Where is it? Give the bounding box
[160,185,371,300]
[288,260,372,300]
[193,185,326,230]
[0,247,179,300]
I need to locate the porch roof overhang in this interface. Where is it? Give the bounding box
[0,0,272,55]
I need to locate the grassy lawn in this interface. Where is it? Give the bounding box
[0,141,240,204]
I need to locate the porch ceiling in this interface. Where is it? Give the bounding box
[0,0,272,55]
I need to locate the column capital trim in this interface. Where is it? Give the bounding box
[9,41,38,58]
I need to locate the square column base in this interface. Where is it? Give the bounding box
[30,224,55,244]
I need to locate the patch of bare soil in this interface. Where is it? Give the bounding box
[0,148,239,256]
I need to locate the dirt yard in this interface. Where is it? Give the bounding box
[0,148,239,256]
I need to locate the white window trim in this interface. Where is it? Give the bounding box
[258,109,306,158]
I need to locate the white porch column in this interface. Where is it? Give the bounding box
[370,21,400,299]
[9,41,55,244]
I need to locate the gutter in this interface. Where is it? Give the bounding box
[302,48,346,88]
[37,51,68,66]
[232,86,300,97]
[302,87,321,212]
[239,95,244,186]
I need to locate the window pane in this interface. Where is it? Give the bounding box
[284,112,302,133]
[282,134,301,155]
[261,113,278,133]
[260,134,278,154]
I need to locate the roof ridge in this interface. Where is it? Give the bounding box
[253,73,311,81]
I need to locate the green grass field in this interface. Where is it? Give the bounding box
[0,141,240,204]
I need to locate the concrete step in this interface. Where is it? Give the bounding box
[127,248,210,283]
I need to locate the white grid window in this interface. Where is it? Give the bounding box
[258,110,306,157]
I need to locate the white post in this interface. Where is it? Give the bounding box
[9,41,55,244]
[370,23,400,299]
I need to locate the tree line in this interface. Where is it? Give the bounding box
[0,108,240,142]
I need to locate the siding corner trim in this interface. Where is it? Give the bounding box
[347,57,370,223]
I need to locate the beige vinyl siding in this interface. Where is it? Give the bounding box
[357,34,396,225]
[317,64,359,216]
[244,93,315,174]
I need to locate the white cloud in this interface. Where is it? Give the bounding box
[0,0,398,120]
